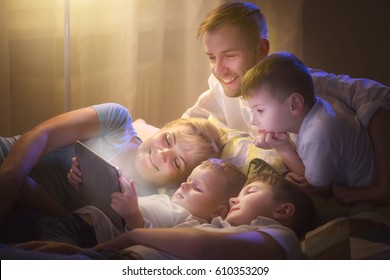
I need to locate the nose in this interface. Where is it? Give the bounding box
[250,111,259,126]
[229,196,238,207]
[180,182,189,192]
[213,57,226,77]
[157,147,173,162]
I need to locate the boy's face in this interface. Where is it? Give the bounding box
[135,126,202,186]
[248,89,292,134]
[203,24,261,98]
[225,181,280,226]
[171,166,227,220]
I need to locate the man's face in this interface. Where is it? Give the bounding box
[203,24,261,98]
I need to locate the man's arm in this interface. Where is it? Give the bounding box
[94,227,286,260]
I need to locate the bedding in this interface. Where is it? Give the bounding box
[301,207,390,259]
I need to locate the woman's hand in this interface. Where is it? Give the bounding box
[67,157,82,187]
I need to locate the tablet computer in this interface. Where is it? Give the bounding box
[74,140,124,230]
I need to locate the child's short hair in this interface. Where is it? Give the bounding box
[242,52,315,106]
[197,2,268,45]
[163,117,226,163]
[247,174,317,239]
[198,158,246,201]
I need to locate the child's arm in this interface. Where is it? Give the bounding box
[93,227,286,260]
[254,132,305,176]
[111,177,145,230]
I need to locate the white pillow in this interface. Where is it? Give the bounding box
[133,118,160,141]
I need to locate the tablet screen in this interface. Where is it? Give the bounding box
[74,140,124,230]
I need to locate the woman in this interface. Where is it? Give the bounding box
[0,103,226,226]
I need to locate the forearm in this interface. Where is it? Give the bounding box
[124,210,145,231]
[275,144,305,176]
[94,228,286,260]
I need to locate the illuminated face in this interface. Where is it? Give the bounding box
[248,89,293,134]
[203,24,261,98]
[135,126,202,187]
[171,166,227,220]
[225,181,280,226]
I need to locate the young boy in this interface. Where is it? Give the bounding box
[241,52,376,197]
[61,158,246,245]
[91,173,316,260]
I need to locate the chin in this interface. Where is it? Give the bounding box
[224,87,241,98]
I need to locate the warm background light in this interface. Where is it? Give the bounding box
[1,0,389,136]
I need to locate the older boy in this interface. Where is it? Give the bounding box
[242,52,375,198]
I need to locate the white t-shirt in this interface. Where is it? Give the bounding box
[296,97,375,187]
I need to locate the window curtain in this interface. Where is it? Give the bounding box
[0,0,303,135]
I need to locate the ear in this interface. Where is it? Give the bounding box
[255,38,270,61]
[273,202,295,220]
[289,93,305,116]
[211,204,229,219]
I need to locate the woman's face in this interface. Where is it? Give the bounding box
[134,126,202,186]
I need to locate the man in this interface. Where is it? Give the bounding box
[183,2,390,206]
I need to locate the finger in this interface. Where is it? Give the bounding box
[68,168,82,183]
[129,179,138,196]
[71,157,80,166]
[119,176,132,194]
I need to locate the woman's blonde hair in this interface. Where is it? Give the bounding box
[162,118,226,174]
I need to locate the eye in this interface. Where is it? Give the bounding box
[173,157,181,170]
[193,185,202,192]
[207,55,216,62]
[244,187,258,195]
[164,134,172,147]
[257,109,264,114]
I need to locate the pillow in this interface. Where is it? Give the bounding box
[133,118,160,141]
[208,116,287,175]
